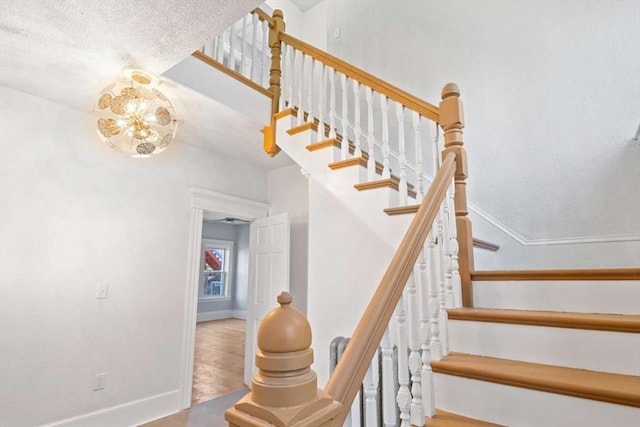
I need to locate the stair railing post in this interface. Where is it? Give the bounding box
[439,83,474,307]
[269,9,285,117]
[225,292,342,426]
[262,9,285,158]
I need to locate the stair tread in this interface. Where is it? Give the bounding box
[447,308,640,333]
[354,177,417,198]
[426,409,504,427]
[471,268,640,281]
[431,352,640,407]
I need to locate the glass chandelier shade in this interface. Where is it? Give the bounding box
[95,69,178,158]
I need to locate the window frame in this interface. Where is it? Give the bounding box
[199,238,234,301]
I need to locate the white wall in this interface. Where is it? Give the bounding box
[266,164,309,314]
[307,178,393,386]
[310,0,640,268]
[234,224,250,313]
[0,85,268,426]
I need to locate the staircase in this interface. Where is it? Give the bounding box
[271,95,640,427]
[187,7,640,426]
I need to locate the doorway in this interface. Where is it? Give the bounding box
[191,220,250,405]
[180,188,270,409]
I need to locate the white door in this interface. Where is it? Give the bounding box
[244,212,290,385]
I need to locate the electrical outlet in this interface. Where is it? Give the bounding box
[94,373,106,391]
[334,27,341,39]
[96,283,109,299]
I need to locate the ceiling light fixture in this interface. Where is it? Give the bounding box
[95,69,179,158]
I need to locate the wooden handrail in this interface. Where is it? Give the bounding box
[251,7,273,24]
[279,32,440,123]
[191,51,273,98]
[324,152,456,422]
[473,238,500,252]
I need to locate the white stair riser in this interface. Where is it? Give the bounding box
[449,320,640,375]
[276,115,413,249]
[473,281,640,314]
[434,374,639,427]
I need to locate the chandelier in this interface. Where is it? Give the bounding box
[95,69,178,158]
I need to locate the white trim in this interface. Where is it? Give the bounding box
[196,310,234,322]
[180,188,269,410]
[467,201,640,246]
[41,389,181,427]
[189,187,269,219]
[519,233,640,246]
[201,238,234,300]
[195,309,247,322]
[233,309,247,319]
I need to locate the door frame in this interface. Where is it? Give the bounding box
[179,187,269,409]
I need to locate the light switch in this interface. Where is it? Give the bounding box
[96,283,109,299]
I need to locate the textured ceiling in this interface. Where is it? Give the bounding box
[0,0,293,171]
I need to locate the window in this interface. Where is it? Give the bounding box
[200,239,233,300]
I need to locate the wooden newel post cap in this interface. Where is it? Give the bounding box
[272,9,284,19]
[441,82,460,99]
[258,291,312,352]
[251,292,317,408]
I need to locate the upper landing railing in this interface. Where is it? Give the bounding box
[198,8,475,427]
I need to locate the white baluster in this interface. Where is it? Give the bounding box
[417,241,436,417]
[346,390,361,427]
[229,20,237,72]
[413,112,424,199]
[203,37,213,57]
[280,44,291,111]
[328,68,337,139]
[381,326,396,427]
[447,179,462,307]
[286,46,294,108]
[366,88,376,181]
[340,73,349,160]
[250,13,259,82]
[363,352,379,427]
[217,28,226,63]
[297,53,305,125]
[353,81,362,157]
[436,207,449,356]
[240,15,248,76]
[431,120,441,173]
[396,294,411,427]
[306,58,315,124]
[262,20,269,87]
[380,94,391,178]
[427,230,442,361]
[443,190,455,310]
[396,102,408,206]
[406,273,424,426]
[317,64,326,142]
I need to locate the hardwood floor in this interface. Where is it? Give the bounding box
[142,318,247,426]
[191,318,246,405]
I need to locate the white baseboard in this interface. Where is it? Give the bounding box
[196,310,233,322]
[232,310,247,319]
[196,309,247,322]
[42,389,181,427]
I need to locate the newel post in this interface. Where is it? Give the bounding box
[263,9,285,157]
[439,83,474,307]
[225,292,342,426]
